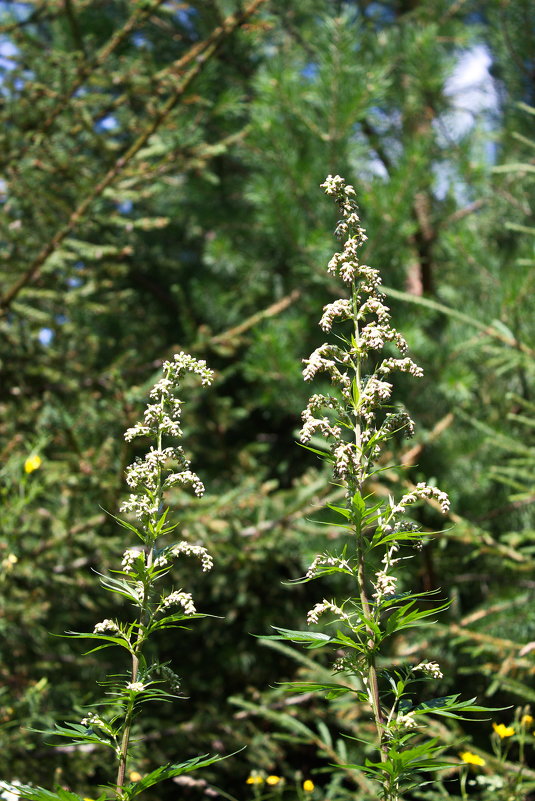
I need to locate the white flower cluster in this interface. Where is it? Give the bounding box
[395,712,418,730]
[124,422,151,442]
[391,482,450,516]
[124,354,211,444]
[322,173,350,196]
[379,410,415,439]
[299,175,432,489]
[360,376,393,410]
[307,599,348,625]
[161,590,196,615]
[168,351,214,387]
[360,323,408,355]
[319,299,352,332]
[333,442,362,481]
[302,343,350,386]
[380,519,423,540]
[300,394,343,443]
[378,357,423,378]
[143,402,183,438]
[120,494,160,519]
[304,393,338,414]
[170,541,213,572]
[125,447,176,491]
[126,681,145,692]
[93,619,121,635]
[332,654,354,673]
[372,569,397,600]
[122,547,143,572]
[164,469,204,496]
[120,353,213,520]
[81,712,102,726]
[358,296,390,322]
[414,660,443,679]
[300,410,341,445]
[81,712,112,733]
[132,580,145,602]
[306,553,352,579]
[372,543,401,602]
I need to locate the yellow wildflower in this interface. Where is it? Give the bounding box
[521,714,534,727]
[493,722,515,738]
[303,780,315,792]
[24,454,42,474]
[129,771,142,782]
[266,776,282,786]
[246,776,264,785]
[459,751,486,767]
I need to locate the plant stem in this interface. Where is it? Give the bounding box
[356,538,385,753]
[460,768,468,801]
[116,549,154,792]
[116,649,139,792]
[351,281,385,762]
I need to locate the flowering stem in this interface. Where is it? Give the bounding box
[6,354,218,801]
[295,176,454,799]
[112,354,214,792]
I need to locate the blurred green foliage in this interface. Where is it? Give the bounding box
[0,0,534,798]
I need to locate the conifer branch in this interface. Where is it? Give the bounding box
[0,0,268,316]
[3,0,167,168]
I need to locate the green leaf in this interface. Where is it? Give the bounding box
[28,721,116,750]
[2,785,107,801]
[64,630,132,653]
[123,754,228,799]
[353,738,452,782]
[96,572,143,603]
[262,627,333,648]
[149,611,208,633]
[297,442,331,458]
[383,598,449,637]
[351,491,365,532]
[411,694,504,720]
[102,508,145,542]
[326,503,351,519]
[277,681,360,699]
[330,630,366,651]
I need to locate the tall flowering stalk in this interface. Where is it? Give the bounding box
[11,353,221,801]
[270,176,489,801]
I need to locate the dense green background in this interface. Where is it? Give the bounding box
[1,0,534,798]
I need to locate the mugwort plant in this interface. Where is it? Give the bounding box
[268,176,491,801]
[8,352,221,801]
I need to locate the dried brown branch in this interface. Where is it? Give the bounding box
[209,288,301,347]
